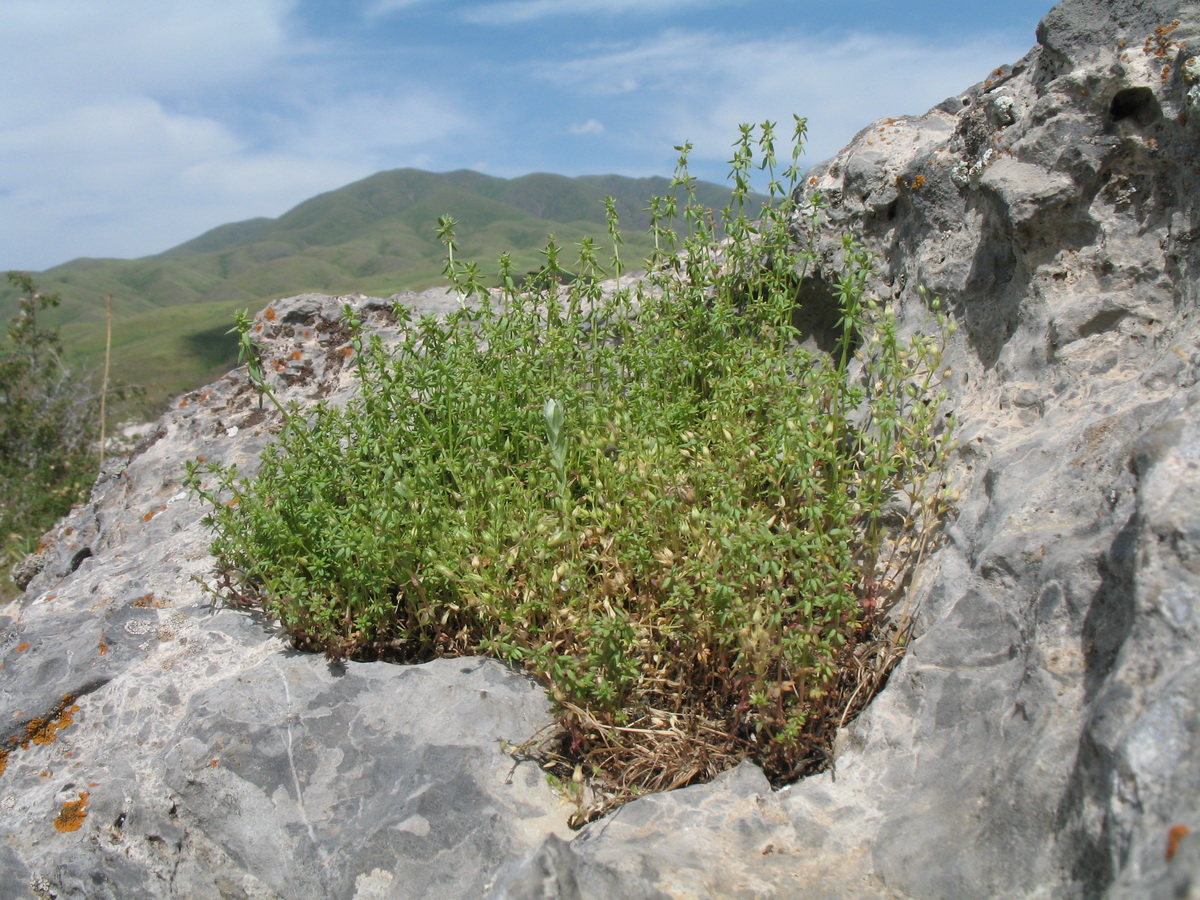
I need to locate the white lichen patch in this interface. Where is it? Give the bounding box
[1184,57,1200,112]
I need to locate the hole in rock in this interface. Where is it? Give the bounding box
[1077,307,1130,340]
[789,274,862,358]
[68,547,93,574]
[1109,87,1160,126]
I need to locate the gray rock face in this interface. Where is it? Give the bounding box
[4,1,1200,897]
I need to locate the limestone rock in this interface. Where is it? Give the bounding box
[4,0,1200,897]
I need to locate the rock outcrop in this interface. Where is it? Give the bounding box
[3,0,1199,897]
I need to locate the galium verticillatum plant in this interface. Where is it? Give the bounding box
[186,118,956,822]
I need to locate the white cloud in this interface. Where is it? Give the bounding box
[3,99,241,181]
[0,82,476,268]
[0,97,359,266]
[0,0,480,269]
[569,119,605,135]
[462,0,725,25]
[289,91,473,156]
[364,0,431,17]
[538,28,1030,167]
[0,0,294,121]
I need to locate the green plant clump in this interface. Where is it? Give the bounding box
[187,120,955,814]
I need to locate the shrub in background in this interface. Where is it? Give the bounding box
[188,120,956,820]
[1,273,101,598]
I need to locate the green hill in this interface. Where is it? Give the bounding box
[2,169,749,419]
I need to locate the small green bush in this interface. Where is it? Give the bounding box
[1,273,101,598]
[188,120,955,814]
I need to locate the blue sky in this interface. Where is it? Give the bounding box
[1,0,1054,271]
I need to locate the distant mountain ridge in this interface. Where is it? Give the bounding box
[1,168,748,416]
[162,169,720,261]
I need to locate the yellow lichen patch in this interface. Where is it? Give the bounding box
[53,791,90,832]
[17,695,78,750]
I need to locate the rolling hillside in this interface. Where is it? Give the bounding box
[1,169,749,418]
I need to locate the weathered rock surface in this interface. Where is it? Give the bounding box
[3,0,1199,897]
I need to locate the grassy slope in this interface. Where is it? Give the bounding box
[2,169,747,419]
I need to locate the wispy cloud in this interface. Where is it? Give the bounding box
[538,27,1029,166]
[364,0,432,18]
[0,0,293,120]
[0,0,479,268]
[462,0,728,25]
[569,119,605,135]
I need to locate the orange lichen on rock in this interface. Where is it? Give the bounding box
[18,695,79,750]
[0,748,7,777]
[53,791,90,832]
[264,306,278,322]
[16,642,29,653]
[1144,20,1182,58]
[1167,824,1191,862]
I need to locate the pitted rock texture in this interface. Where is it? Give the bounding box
[4,1,1200,898]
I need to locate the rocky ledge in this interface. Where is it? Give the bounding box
[3,0,1199,897]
